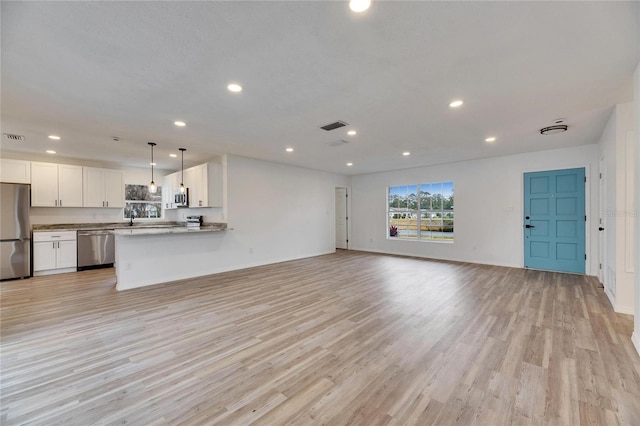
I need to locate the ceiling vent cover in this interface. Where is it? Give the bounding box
[320,121,348,131]
[2,133,25,142]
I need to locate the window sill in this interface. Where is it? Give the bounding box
[387,237,454,244]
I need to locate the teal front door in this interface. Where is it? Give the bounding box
[524,168,586,274]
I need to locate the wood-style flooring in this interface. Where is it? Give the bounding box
[1,250,639,425]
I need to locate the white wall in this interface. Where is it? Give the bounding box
[116,155,350,289]
[598,102,635,315]
[223,155,349,267]
[350,145,599,273]
[633,62,640,356]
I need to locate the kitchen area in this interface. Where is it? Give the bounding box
[0,156,228,287]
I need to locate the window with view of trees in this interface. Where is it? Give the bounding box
[124,184,162,219]
[388,181,454,241]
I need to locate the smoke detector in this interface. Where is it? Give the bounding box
[2,133,25,142]
[540,125,568,135]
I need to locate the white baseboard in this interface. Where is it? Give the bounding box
[614,305,635,315]
[632,332,640,357]
[604,287,616,310]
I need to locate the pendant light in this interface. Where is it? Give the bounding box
[148,142,157,194]
[179,148,186,193]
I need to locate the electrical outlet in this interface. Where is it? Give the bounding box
[249,248,254,254]
[125,263,132,270]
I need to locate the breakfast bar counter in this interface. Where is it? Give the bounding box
[113,224,226,236]
[114,223,229,291]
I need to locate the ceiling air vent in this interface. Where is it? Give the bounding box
[320,120,348,131]
[3,133,25,142]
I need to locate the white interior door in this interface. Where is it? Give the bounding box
[335,187,348,249]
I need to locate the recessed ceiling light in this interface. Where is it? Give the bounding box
[449,100,464,108]
[402,151,411,156]
[228,83,243,92]
[46,150,56,154]
[174,121,186,127]
[485,137,496,143]
[347,162,353,166]
[48,135,61,140]
[170,154,177,158]
[350,0,371,12]
[150,162,157,166]
[347,130,357,136]
[286,147,294,152]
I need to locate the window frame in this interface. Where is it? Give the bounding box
[123,184,163,220]
[387,181,454,243]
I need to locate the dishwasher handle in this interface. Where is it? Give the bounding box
[77,229,115,236]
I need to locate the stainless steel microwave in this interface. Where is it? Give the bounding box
[175,188,189,207]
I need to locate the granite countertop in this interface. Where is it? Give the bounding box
[113,224,227,236]
[33,222,228,232]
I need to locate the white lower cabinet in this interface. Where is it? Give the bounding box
[33,231,77,275]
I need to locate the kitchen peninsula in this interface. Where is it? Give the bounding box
[114,223,228,290]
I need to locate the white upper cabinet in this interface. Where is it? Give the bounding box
[104,169,124,208]
[31,162,83,207]
[185,162,223,208]
[163,162,223,209]
[162,172,180,209]
[0,159,31,183]
[83,167,124,208]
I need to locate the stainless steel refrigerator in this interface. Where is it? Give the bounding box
[1,183,31,280]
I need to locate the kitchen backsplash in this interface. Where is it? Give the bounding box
[30,206,226,226]
[30,207,127,225]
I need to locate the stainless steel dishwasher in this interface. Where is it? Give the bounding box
[77,229,115,271]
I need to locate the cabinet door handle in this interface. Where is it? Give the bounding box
[53,242,55,249]
[59,199,62,207]
[58,242,60,249]
[55,199,58,207]
[106,200,109,207]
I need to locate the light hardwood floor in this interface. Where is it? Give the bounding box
[1,250,639,425]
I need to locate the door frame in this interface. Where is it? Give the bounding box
[521,163,592,275]
[335,186,351,250]
[598,156,606,285]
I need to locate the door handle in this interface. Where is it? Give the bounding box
[525,224,535,229]
[598,227,605,231]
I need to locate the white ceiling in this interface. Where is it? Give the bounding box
[1,1,638,175]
